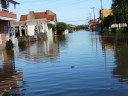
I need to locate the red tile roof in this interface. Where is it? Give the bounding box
[20,15,27,21]
[89,20,98,25]
[20,12,55,21]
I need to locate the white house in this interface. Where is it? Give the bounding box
[10,10,57,43]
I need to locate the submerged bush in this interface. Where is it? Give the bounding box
[116,28,124,33]
[5,39,13,50]
[18,39,26,47]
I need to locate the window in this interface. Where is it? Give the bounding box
[1,0,7,10]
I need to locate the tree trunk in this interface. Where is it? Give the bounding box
[123,15,128,32]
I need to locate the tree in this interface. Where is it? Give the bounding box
[75,25,89,30]
[52,25,57,32]
[103,15,114,29]
[56,22,67,35]
[112,0,128,30]
[5,39,13,50]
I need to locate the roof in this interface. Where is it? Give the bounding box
[5,0,20,4]
[20,12,55,21]
[89,20,98,25]
[20,15,27,21]
[89,20,97,23]
[67,24,76,27]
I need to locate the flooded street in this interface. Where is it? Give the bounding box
[0,30,128,96]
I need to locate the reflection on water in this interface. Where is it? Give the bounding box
[1,31,128,96]
[100,33,128,83]
[0,50,24,95]
[16,35,68,63]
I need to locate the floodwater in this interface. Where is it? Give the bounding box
[0,30,128,96]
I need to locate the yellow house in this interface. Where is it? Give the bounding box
[100,9,113,20]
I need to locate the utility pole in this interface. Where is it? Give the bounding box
[101,0,103,21]
[101,0,103,32]
[89,13,91,21]
[90,7,96,31]
[91,7,95,20]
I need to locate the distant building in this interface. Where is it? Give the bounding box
[99,9,113,20]
[67,24,76,32]
[10,10,57,43]
[0,0,19,48]
[99,9,128,31]
[89,19,99,31]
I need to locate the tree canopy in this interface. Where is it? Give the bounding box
[111,0,128,30]
[75,25,89,30]
[103,15,114,29]
[56,22,67,35]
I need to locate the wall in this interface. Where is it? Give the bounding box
[100,9,113,20]
[27,24,35,36]
[0,33,6,47]
[0,11,16,19]
[0,20,8,46]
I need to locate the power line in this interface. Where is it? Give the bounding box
[17,0,89,11]
[64,19,86,23]
[17,0,60,9]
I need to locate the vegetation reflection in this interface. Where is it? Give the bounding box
[100,33,128,83]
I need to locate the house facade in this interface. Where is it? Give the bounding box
[10,10,57,42]
[89,19,99,31]
[0,0,19,48]
[99,9,113,20]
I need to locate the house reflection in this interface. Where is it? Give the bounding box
[100,33,128,83]
[56,35,68,50]
[0,50,24,95]
[18,35,68,62]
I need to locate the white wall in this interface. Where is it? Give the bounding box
[27,24,35,36]
[45,24,48,32]
[111,23,127,28]
[41,23,45,33]
[64,30,69,35]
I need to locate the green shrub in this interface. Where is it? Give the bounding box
[56,22,67,35]
[116,28,124,33]
[52,25,57,33]
[18,39,26,47]
[5,39,13,50]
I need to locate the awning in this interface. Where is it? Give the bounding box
[5,0,20,4]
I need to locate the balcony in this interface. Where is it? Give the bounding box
[0,10,16,20]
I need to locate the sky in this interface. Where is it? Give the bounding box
[15,0,112,25]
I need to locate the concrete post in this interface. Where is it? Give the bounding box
[19,26,22,36]
[13,27,16,37]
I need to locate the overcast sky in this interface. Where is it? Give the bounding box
[15,0,112,25]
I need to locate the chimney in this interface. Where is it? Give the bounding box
[46,10,55,15]
[27,11,35,20]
